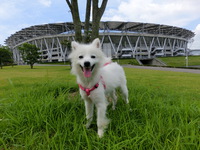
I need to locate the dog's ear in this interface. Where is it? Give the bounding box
[92,38,101,49]
[71,41,79,51]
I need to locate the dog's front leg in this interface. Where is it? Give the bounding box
[96,99,110,138]
[84,99,94,129]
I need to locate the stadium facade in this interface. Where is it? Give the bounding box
[5,21,194,64]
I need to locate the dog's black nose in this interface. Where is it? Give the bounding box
[84,61,90,67]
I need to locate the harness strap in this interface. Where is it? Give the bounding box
[79,83,99,96]
[104,62,111,66]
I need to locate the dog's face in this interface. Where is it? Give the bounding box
[77,52,99,78]
[69,38,103,78]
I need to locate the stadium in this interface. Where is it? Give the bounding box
[5,21,195,64]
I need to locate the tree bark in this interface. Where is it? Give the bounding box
[66,0,108,42]
[84,0,92,43]
[66,0,82,42]
[0,60,2,69]
[30,64,33,69]
[91,0,108,40]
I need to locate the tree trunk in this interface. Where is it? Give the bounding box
[91,0,108,40]
[0,61,2,69]
[84,0,92,43]
[73,19,82,42]
[66,0,82,42]
[30,64,33,69]
[91,0,99,40]
[66,0,108,42]
[72,0,82,42]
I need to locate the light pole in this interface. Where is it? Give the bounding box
[186,39,194,67]
[185,54,188,67]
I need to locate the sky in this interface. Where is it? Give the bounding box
[1,0,200,49]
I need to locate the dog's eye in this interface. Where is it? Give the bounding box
[79,55,83,59]
[91,55,96,59]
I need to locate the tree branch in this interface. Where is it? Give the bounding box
[84,0,92,43]
[99,0,108,18]
[92,0,99,19]
[85,0,91,24]
[65,0,72,11]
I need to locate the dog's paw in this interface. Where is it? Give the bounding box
[98,129,104,138]
[85,122,91,129]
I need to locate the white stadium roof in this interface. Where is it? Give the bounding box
[5,21,194,47]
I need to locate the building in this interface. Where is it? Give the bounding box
[5,21,194,64]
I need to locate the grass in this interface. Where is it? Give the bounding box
[40,56,200,68]
[41,58,140,66]
[0,65,200,149]
[159,56,200,67]
[40,61,71,65]
[113,58,139,65]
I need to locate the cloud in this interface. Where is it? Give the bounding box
[103,0,200,49]
[103,0,200,27]
[38,0,52,7]
[190,24,200,49]
[0,1,21,20]
[0,0,53,45]
[0,23,33,45]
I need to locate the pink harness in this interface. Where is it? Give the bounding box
[79,83,100,96]
[78,62,111,96]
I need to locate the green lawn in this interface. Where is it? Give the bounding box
[159,56,200,67]
[40,56,200,68]
[41,58,140,66]
[0,65,199,149]
[113,58,139,65]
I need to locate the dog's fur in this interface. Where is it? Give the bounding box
[68,38,129,137]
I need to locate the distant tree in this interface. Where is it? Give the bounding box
[0,46,13,69]
[18,43,41,69]
[65,0,108,43]
[61,39,71,50]
[61,39,72,65]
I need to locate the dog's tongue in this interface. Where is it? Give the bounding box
[83,68,92,78]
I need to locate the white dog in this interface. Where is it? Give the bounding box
[68,38,129,137]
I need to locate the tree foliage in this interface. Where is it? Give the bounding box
[0,46,13,69]
[65,0,108,43]
[18,43,41,69]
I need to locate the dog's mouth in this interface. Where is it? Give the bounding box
[80,64,95,78]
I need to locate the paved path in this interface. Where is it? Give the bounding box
[123,65,200,74]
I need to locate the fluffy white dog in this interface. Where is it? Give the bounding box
[68,38,129,137]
